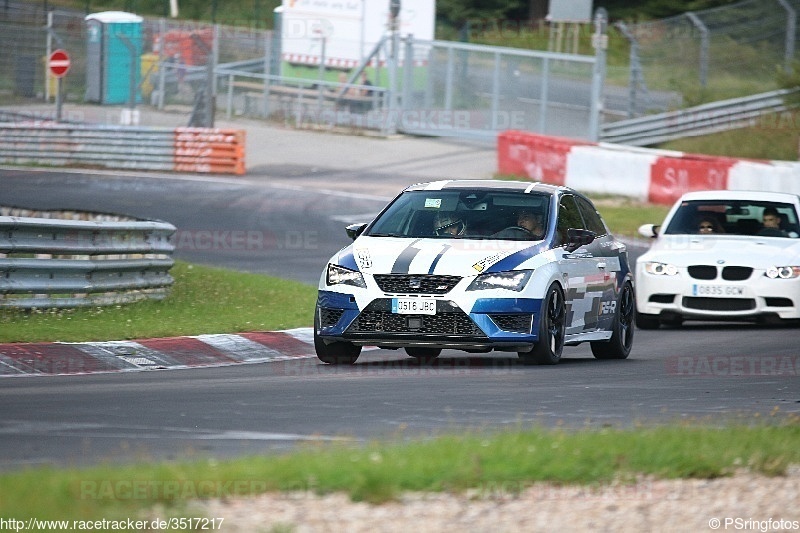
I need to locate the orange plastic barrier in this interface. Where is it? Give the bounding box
[173,128,245,175]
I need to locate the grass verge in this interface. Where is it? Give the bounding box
[0,261,317,343]
[0,422,797,519]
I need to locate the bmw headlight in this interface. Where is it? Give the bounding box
[326,263,366,288]
[765,266,800,279]
[467,270,533,292]
[643,262,679,276]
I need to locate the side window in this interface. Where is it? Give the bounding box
[556,195,584,245]
[576,196,607,236]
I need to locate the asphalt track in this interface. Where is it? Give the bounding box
[1,139,799,469]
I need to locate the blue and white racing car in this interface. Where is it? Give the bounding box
[315,180,635,365]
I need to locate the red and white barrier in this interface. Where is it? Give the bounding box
[497,130,800,205]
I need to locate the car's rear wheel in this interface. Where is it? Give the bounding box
[314,313,361,365]
[591,281,634,360]
[405,347,442,362]
[635,310,661,330]
[519,283,565,365]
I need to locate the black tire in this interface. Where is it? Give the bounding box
[635,310,660,330]
[519,283,565,365]
[405,347,442,362]
[591,281,634,360]
[314,312,361,365]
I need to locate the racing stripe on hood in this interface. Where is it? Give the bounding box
[391,239,423,273]
[484,242,548,273]
[428,244,451,274]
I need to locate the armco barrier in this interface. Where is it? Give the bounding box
[0,124,245,175]
[0,208,176,309]
[498,130,800,205]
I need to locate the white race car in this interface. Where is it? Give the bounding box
[635,190,800,328]
[314,180,635,365]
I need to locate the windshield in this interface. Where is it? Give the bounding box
[365,190,551,240]
[664,200,800,238]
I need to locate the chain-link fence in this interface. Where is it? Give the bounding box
[400,39,598,140]
[620,0,799,117]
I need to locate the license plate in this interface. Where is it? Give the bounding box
[392,298,436,315]
[692,284,745,297]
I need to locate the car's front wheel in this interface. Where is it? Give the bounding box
[405,347,441,362]
[591,281,634,359]
[519,283,565,365]
[314,313,361,364]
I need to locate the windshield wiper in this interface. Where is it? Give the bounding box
[366,232,404,237]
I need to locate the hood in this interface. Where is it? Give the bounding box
[644,235,800,267]
[336,236,546,277]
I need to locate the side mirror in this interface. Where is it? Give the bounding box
[637,224,659,238]
[346,223,368,240]
[565,228,596,252]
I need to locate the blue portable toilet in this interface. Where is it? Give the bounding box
[85,11,143,105]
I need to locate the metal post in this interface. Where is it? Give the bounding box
[616,21,638,118]
[317,35,326,113]
[588,8,607,142]
[157,18,166,109]
[387,0,401,135]
[686,12,709,88]
[491,51,500,131]
[539,56,549,133]
[209,24,219,126]
[444,46,454,112]
[403,35,414,115]
[55,77,63,122]
[226,73,234,119]
[46,11,53,102]
[777,0,796,72]
[263,30,271,118]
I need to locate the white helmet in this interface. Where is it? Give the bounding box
[434,212,466,236]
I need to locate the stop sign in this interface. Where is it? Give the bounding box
[49,49,71,78]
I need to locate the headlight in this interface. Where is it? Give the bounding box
[765,266,800,279]
[467,270,532,292]
[643,262,679,276]
[326,263,366,288]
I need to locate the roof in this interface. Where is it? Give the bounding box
[405,180,566,195]
[677,190,800,203]
[84,11,143,23]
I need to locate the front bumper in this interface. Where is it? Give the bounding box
[316,290,543,351]
[635,266,800,320]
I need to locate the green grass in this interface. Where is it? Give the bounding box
[659,111,800,161]
[592,198,672,237]
[0,261,317,343]
[0,422,797,519]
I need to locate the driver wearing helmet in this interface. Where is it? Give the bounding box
[434,212,467,237]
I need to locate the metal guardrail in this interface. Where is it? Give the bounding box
[0,124,246,174]
[600,89,798,146]
[0,208,176,309]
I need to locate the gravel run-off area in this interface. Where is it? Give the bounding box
[194,469,800,532]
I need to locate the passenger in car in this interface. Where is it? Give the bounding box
[696,215,724,234]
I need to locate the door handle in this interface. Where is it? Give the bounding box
[597,262,607,269]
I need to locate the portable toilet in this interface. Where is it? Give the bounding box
[85,11,143,104]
